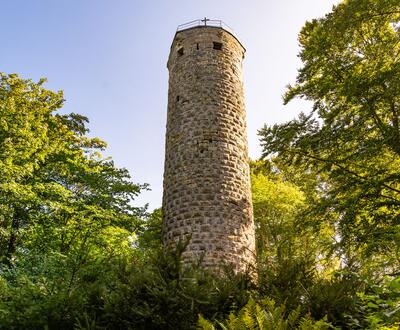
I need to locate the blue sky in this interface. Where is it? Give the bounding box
[1,0,339,209]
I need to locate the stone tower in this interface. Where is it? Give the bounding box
[162,19,255,273]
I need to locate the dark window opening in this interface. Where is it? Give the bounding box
[176,95,180,102]
[213,42,222,50]
[196,43,199,50]
[177,47,184,56]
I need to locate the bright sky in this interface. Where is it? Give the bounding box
[1,0,339,210]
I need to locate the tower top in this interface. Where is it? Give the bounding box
[172,19,245,53]
[176,18,235,35]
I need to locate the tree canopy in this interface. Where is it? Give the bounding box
[0,73,146,265]
[259,0,400,263]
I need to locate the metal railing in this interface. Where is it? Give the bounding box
[176,18,235,35]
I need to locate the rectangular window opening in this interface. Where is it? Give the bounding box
[213,42,222,50]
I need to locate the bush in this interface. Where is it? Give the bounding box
[0,242,255,330]
[198,297,332,330]
[345,276,400,329]
[101,241,254,329]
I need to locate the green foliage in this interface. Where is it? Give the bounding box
[259,0,400,271]
[0,242,253,330]
[0,72,147,328]
[251,160,338,314]
[250,160,365,328]
[0,219,253,329]
[256,1,400,328]
[345,276,400,329]
[198,297,332,330]
[137,207,163,252]
[251,161,314,308]
[251,160,306,257]
[0,73,146,267]
[101,241,254,330]
[0,252,111,329]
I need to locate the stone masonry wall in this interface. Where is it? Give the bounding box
[162,26,256,273]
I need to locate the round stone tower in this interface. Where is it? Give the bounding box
[162,20,255,273]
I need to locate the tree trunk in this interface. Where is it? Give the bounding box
[5,206,22,263]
